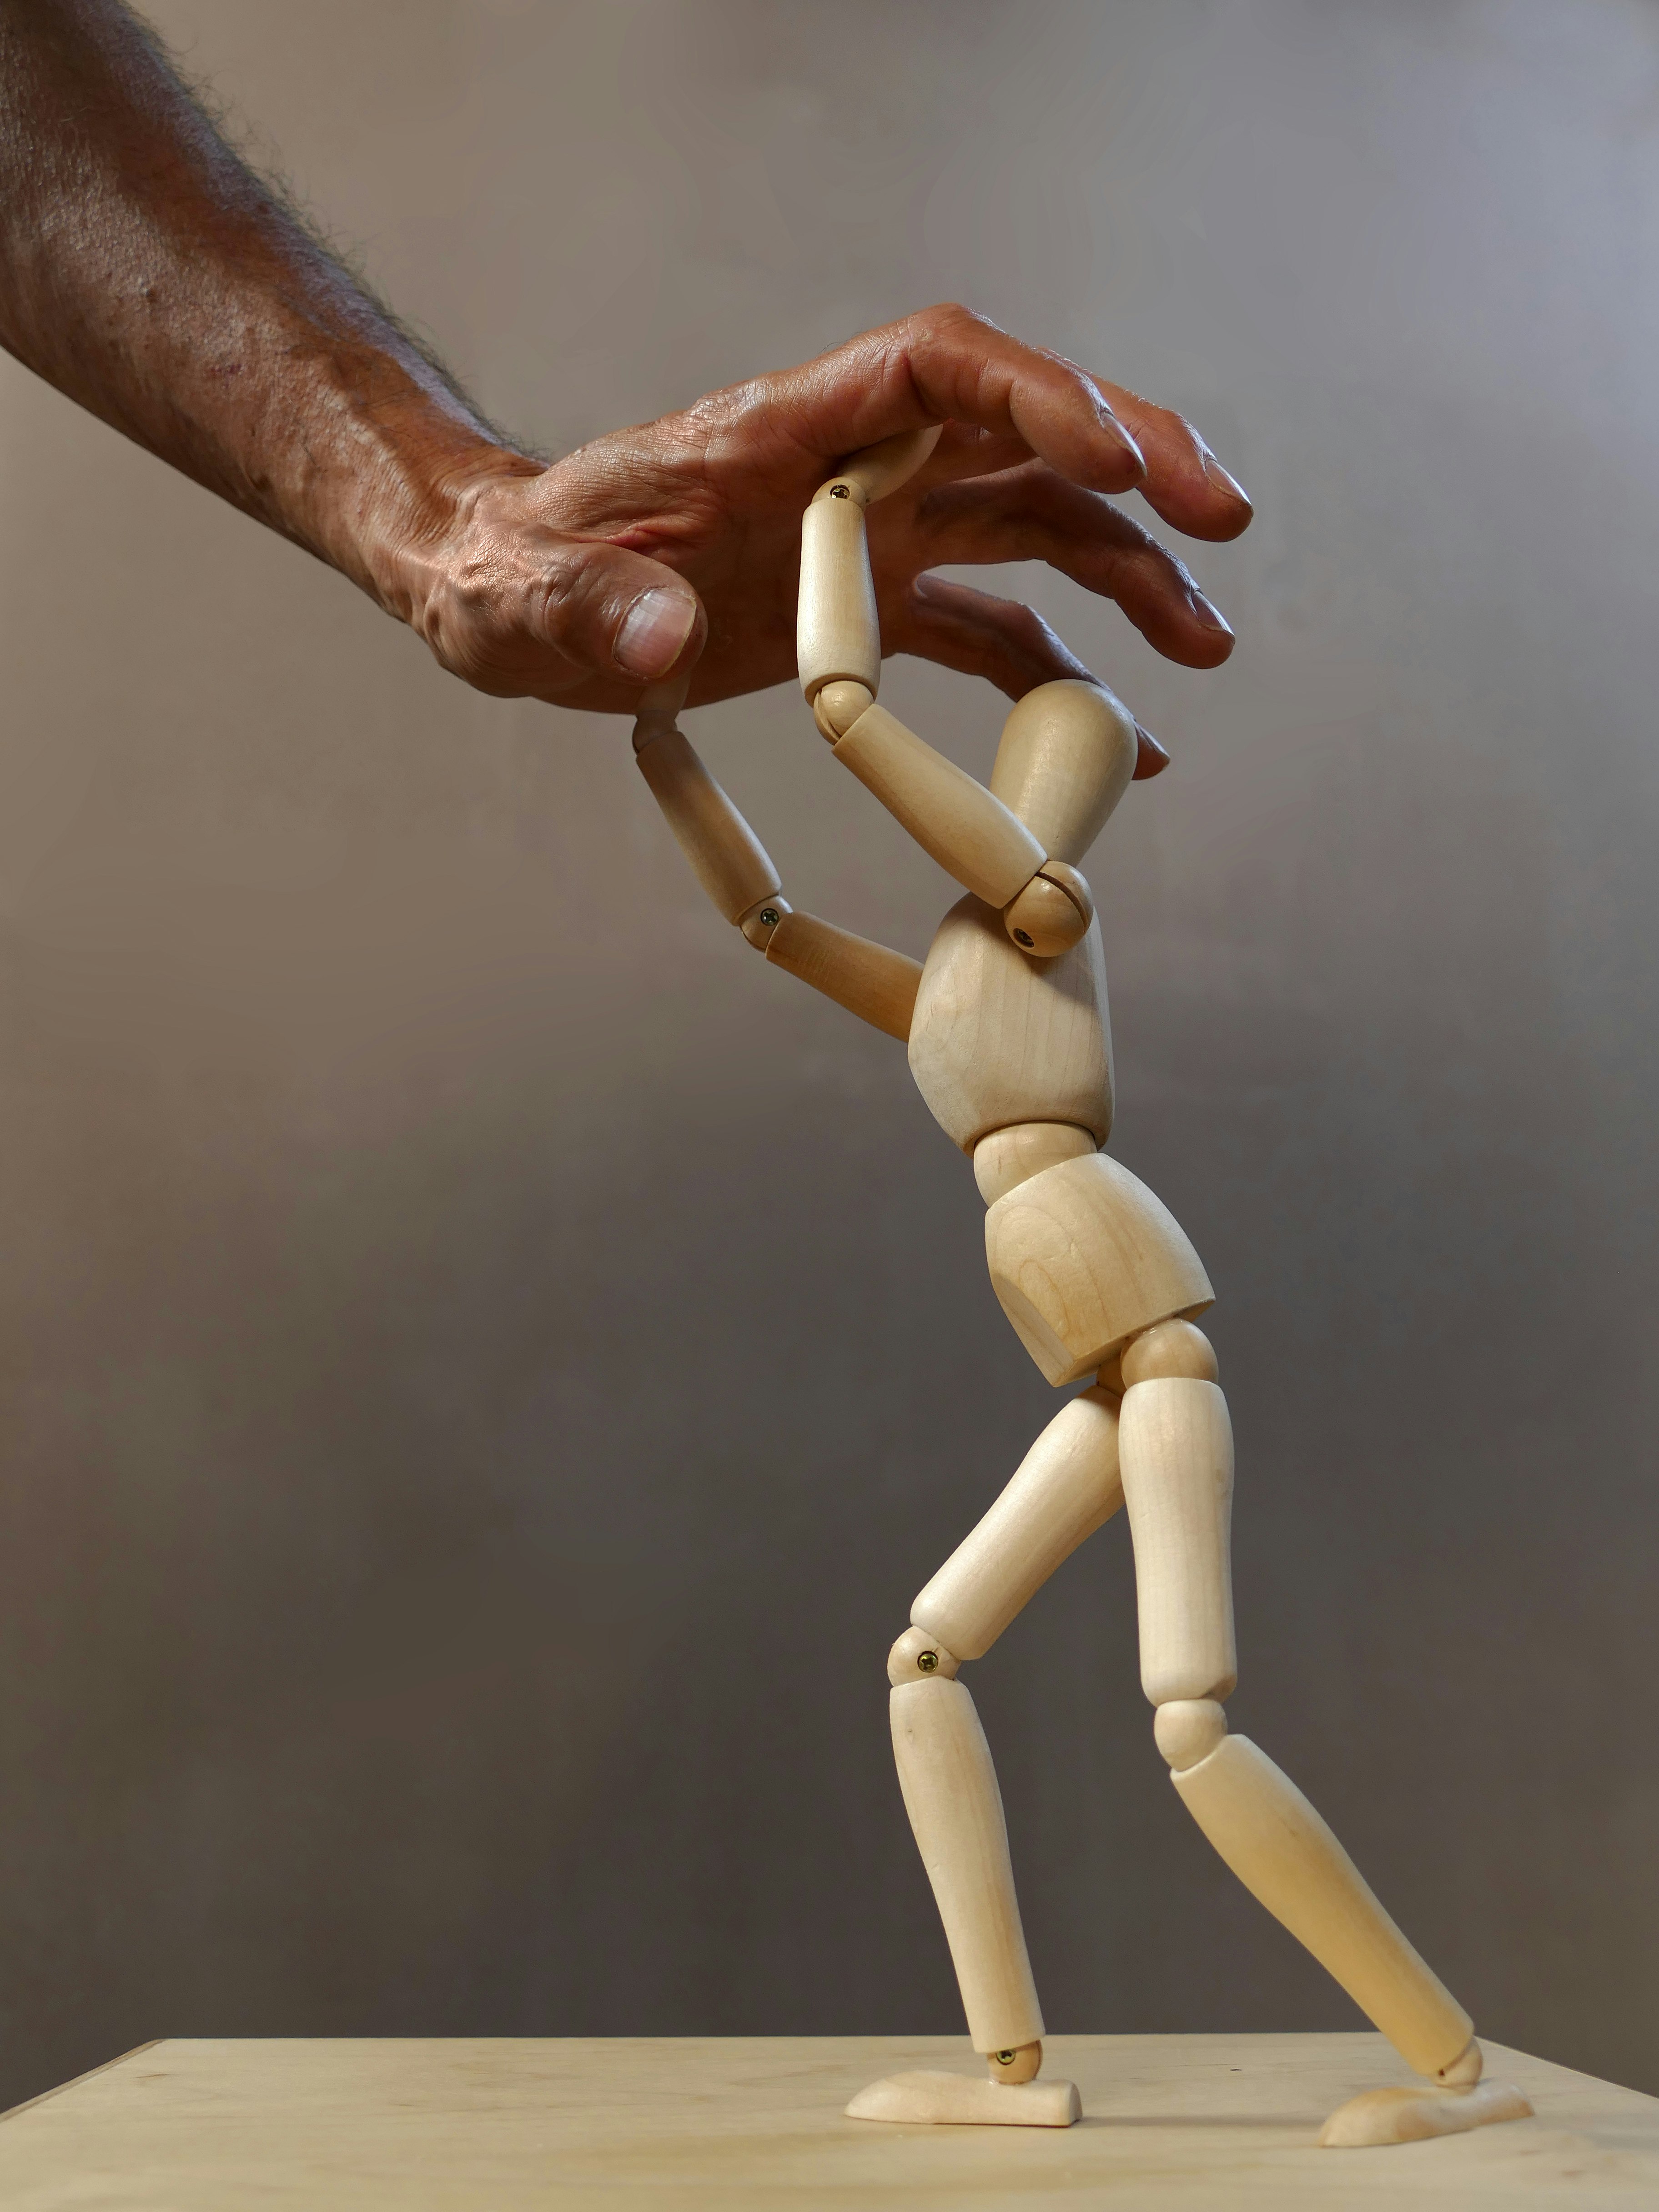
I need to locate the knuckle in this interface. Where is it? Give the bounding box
[1005,600,1053,651]
[529,542,589,626]
[913,300,995,344]
[420,544,582,695]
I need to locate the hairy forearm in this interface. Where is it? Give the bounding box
[0,0,525,606]
[0,2,1247,714]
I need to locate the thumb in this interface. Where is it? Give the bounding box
[545,540,705,683]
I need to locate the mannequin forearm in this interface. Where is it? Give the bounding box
[0,0,523,604]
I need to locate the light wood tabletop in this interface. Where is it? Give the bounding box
[1,2031,1654,2208]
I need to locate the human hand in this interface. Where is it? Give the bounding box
[380,305,1251,768]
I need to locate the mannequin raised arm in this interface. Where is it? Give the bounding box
[631,670,923,1041]
[795,428,1136,960]
[628,431,1150,1053]
[632,425,1143,1041]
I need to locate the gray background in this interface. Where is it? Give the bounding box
[1,0,1654,2116]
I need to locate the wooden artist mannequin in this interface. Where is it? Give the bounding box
[633,425,1533,2151]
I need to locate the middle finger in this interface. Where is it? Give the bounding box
[894,460,1235,668]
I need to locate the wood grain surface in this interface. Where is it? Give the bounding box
[1,2032,1655,2207]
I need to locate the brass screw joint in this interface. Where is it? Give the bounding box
[887,1625,960,1684]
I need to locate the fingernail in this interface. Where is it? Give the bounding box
[1186,588,1233,638]
[1201,449,1251,508]
[1133,721,1170,773]
[615,587,697,677]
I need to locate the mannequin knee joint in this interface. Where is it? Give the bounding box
[888,1625,961,1684]
[1154,1698,1228,1771]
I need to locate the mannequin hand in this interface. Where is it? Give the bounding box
[381,305,1251,754]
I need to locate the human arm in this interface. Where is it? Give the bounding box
[0,0,1252,739]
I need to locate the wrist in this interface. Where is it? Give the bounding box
[315,398,542,631]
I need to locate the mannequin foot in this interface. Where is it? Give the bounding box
[1321,2059,1532,2147]
[846,2048,1079,2127]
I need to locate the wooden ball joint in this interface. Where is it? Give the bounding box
[630,424,1529,2150]
[1003,861,1094,957]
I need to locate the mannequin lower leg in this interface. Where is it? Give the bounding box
[1117,1322,1530,2145]
[849,1388,1122,2128]
[886,1664,1044,2066]
[1169,1729,1471,2076]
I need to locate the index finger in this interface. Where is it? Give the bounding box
[772,306,1252,544]
[772,303,1148,498]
